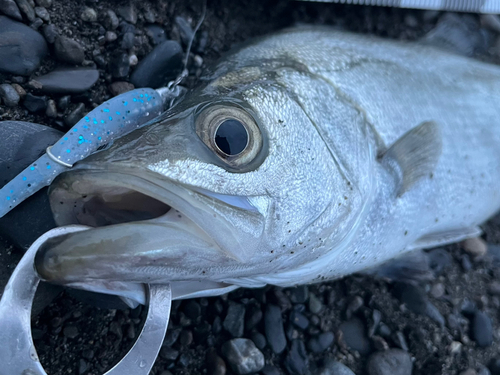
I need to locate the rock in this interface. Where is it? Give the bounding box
[460,370,478,375]
[175,16,194,46]
[30,18,43,30]
[223,302,245,338]
[207,348,226,375]
[63,325,79,339]
[184,300,201,321]
[462,237,488,257]
[122,31,135,49]
[45,99,57,117]
[11,83,25,99]
[290,310,309,330]
[105,30,117,42]
[64,102,86,127]
[339,318,371,355]
[179,329,193,346]
[367,349,413,375]
[0,84,20,107]
[0,16,47,75]
[57,95,71,110]
[284,339,309,375]
[104,9,119,30]
[54,36,85,65]
[392,331,409,351]
[15,0,35,21]
[265,304,287,354]
[472,310,493,347]
[81,7,97,23]
[346,296,364,319]
[221,338,265,375]
[35,0,52,7]
[33,68,99,94]
[289,285,309,304]
[309,293,323,314]
[307,332,334,353]
[117,3,137,24]
[23,93,47,112]
[109,81,134,96]
[163,327,181,347]
[110,51,130,78]
[145,24,166,45]
[478,364,491,375]
[159,346,179,361]
[430,283,445,299]
[319,359,356,375]
[0,0,22,21]
[262,365,280,375]
[489,358,500,375]
[245,304,262,331]
[193,321,210,343]
[130,40,183,88]
[178,352,190,367]
[251,332,266,350]
[42,23,57,43]
[34,6,49,21]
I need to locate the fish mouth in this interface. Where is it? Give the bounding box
[35,165,257,301]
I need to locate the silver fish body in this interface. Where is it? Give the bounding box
[36,28,500,302]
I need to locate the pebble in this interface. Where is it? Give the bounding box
[0,16,48,75]
[223,302,245,338]
[251,332,266,350]
[245,304,262,331]
[160,346,179,361]
[179,329,193,346]
[206,348,226,375]
[30,18,43,30]
[472,310,493,347]
[346,295,363,319]
[0,83,20,107]
[130,40,183,88]
[105,31,117,42]
[461,254,472,271]
[81,7,97,23]
[284,339,309,375]
[54,36,85,65]
[367,349,413,375]
[110,52,130,78]
[262,365,280,375]
[178,352,190,367]
[0,0,22,21]
[308,293,323,314]
[307,332,334,353]
[319,359,356,375]
[34,6,49,21]
[183,300,201,321]
[265,304,287,354]
[221,338,265,375]
[16,0,35,22]
[63,325,79,339]
[430,283,445,299]
[45,99,57,117]
[290,310,309,330]
[117,3,137,24]
[462,237,488,257]
[175,16,194,46]
[193,321,210,343]
[339,318,371,355]
[163,327,181,347]
[64,102,86,127]
[449,340,462,354]
[79,359,88,375]
[109,81,134,96]
[57,95,70,110]
[145,24,166,45]
[289,285,309,304]
[33,68,99,94]
[23,93,47,112]
[392,331,409,351]
[42,23,57,43]
[105,9,119,30]
[35,0,51,8]
[122,31,135,49]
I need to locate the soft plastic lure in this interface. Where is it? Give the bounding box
[0,86,184,218]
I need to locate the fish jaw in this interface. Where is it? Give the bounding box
[36,166,269,286]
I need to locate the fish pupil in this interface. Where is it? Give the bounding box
[214,119,248,155]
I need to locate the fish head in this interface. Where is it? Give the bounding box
[36,55,374,301]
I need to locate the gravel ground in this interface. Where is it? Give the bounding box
[2,1,500,375]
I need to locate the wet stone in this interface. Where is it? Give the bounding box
[0,84,20,107]
[367,349,413,375]
[145,24,166,45]
[63,325,79,339]
[206,349,226,375]
[285,339,309,375]
[122,31,135,49]
[16,0,35,21]
[245,304,262,331]
[110,52,130,78]
[308,331,334,353]
[118,3,137,24]
[462,237,488,257]
[45,99,57,117]
[340,318,371,355]
[0,16,48,75]
[472,310,493,347]
[308,293,323,314]
[30,18,43,30]
[0,0,22,21]
[105,9,119,30]
[290,310,309,330]
[130,40,183,88]
[35,0,51,8]
[251,331,266,350]
[81,7,97,23]
[265,304,287,354]
[319,359,356,375]
[289,285,309,304]
[34,68,99,94]
[64,102,86,127]
[160,346,179,361]
[54,36,85,65]
[79,359,88,375]
[393,331,409,351]
[222,338,265,375]
[163,327,181,347]
[23,93,47,112]
[42,23,57,43]
[34,6,49,21]
[178,352,190,367]
[223,302,245,338]
[184,300,201,321]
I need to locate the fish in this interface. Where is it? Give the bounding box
[34,27,500,304]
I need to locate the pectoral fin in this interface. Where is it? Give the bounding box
[408,226,482,251]
[380,121,442,196]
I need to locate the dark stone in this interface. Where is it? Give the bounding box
[63,325,79,339]
[179,329,193,346]
[284,339,309,375]
[0,84,20,106]
[265,304,287,354]
[461,254,472,271]
[307,332,334,353]
[57,95,71,110]
[34,7,49,21]
[193,321,210,343]
[175,16,194,46]
[308,293,323,314]
[223,302,245,338]
[42,23,57,43]
[184,300,201,321]
[163,327,181,347]
[177,352,190,367]
[130,40,183,88]
[206,348,226,375]
[122,31,134,49]
[54,36,85,65]
[339,318,371,355]
[145,24,166,45]
[30,18,43,30]
[245,304,262,331]
[489,358,500,375]
[23,93,47,112]
[367,349,413,375]
[15,0,35,21]
[104,10,119,30]
[195,30,209,53]
[472,310,493,347]
[0,16,47,75]
[160,346,179,361]
[222,338,265,375]
[33,68,99,94]
[251,332,266,350]
[290,310,309,330]
[64,103,86,127]
[319,359,356,375]
[289,285,309,304]
[426,248,452,275]
[262,365,280,375]
[212,315,222,335]
[0,0,22,21]
[117,3,137,24]
[110,52,130,78]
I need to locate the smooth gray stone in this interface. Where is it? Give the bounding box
[33,68,99,94]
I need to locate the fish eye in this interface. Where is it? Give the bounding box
[196,105,263,168]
